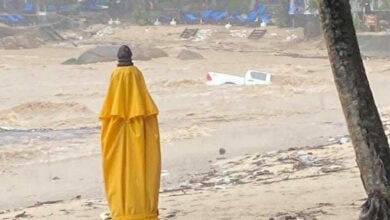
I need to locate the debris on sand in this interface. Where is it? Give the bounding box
[15,211,29,218]
[177,49,204,60]
[94,26,115,38]
[248,29,267,40]
[0,23,16,38]
[358,34,390,58]
[0,25,67,49]
[1,33,43,49]
[230,30,249,38]
[180,28,199,39]
[165,143,352,191]
[133,46,168,61]
[192,29,212,42]
[28,200,63,208]
[63,45,168,65]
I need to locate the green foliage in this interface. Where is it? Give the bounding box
[227,0,251,12]
[274,0,289,27]
[306,0,318,12]
[379,0,390,9]
[353,15,364,31]
[134,11,151,26]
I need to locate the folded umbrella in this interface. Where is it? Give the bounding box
[100,65,161,220]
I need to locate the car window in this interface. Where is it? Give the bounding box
[251,72,267,81]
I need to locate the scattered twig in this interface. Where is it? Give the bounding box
[15,211,28,218]
[27,200,63,208]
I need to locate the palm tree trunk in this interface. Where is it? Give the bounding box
[317,0,390,219]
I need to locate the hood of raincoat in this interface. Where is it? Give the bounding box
[117,45,133,66]
[99,66,158,120]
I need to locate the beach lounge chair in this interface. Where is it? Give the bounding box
[181,12,200,24]
[158,14,172,24]
[246,10,258,23]
[248,5,270,26]
[256,5,267,16]
[248,29,267,39]
[180,28,199,39]
[229,10,246,25]
[14,14,25,21]
[201,9,213,23]
[6,15,23,25]
[261,14,270,24]
[23,2,35,14]
[210,10,228,24]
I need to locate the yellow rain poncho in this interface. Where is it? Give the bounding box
[99,66,161,220]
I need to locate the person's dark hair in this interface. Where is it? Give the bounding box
[117,45,133,66]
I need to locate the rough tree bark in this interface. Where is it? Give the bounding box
[317,0,390,219]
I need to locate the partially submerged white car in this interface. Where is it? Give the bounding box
[206,70,272,86]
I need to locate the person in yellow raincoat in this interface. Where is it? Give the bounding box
[99,45,161,220]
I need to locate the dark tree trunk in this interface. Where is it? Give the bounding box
[317,0,390,219]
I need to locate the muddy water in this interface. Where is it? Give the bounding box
[0,127,99,147]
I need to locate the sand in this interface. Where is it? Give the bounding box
[1,24,390,219]
[0,143,367,219]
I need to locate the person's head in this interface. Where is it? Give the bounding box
[117,45,133,66]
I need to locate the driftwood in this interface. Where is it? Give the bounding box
[317,0,390,219]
